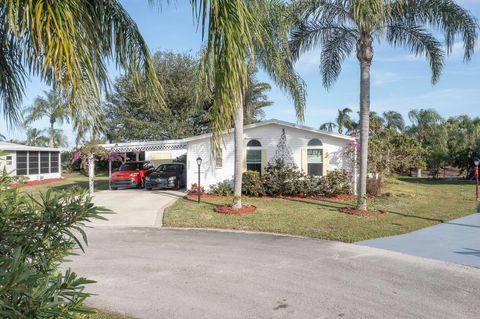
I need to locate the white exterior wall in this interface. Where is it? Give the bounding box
[145,149,186,165]
[0,151,16,175]
[186,123,353,190]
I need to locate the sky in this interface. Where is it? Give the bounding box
[1,0,479,146]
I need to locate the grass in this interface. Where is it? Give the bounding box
[17,172,109,197]
[164,177,480,243]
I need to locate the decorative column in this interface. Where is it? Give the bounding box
[88,154,95,196]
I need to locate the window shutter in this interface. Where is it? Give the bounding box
[301,148,307,173]
[243,150,247,172]
[261,149,267,175]
[323,150,329,176]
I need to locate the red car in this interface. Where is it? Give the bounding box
[110,161,154,190]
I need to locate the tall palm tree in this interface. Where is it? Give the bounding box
[289,0,477,210]
[25,128,49,147]
[194,0,306,209]
[319,122,337,132]
[53,129,69,149]
[1,0,163,125]
[408,108,444,145]
[336,107,353,134]
[383,111,405,132]
[24,90,69,148]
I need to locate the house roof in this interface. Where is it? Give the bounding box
[183,119,356,142]
[0,141,60,152]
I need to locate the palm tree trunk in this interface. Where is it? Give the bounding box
[356,31,373,210]
[232,97,244,210]
[49,118,55,148]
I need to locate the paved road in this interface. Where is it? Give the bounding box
[90,189,184,227]
[358,213,480,268]
[69,228,480,319]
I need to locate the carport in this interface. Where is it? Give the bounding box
[102,140,187,189]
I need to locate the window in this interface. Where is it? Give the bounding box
[246,139,262,174]
[215,149,223,168]
[28,151,39,175]
[247,139,262,147]
[40,152,50,173]
[6,156,12,166]
[307,139,323,176]
[50,152,59,173]
[16,151,27,175]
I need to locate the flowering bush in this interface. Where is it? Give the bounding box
[190,183,205,194]
[242,171,266,196]
[318,170,352,196]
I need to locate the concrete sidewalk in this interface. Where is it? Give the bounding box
[90,189,184,228]
[358,213,480,268]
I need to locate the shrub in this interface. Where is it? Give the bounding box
[210,180,233,196]
[366,175,384,196]
[242,171,266,196]
[263,160,305,196]
[318,170,352,196]
[190,183,204,194]
[0,170,107,318]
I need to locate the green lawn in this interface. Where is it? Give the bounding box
[16,172,109,197]
[164,177,480,242]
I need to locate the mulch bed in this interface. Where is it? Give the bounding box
[10,178,64,188]
[214,205,257,215]
[338,207,386,217]
[186,193,356,201]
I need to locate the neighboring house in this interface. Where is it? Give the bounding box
[102,119,356,191]
[0,141,62,180]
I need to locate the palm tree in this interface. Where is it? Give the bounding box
[53,129,69,149]
[319,122,337,132]
[383,111,405,132]
[244,68,274,125]
[408,108,444,145]
[194,0,306,209]
[369,111,385,134]
[289,0,477,210]
[336,107,353,134]
[24,90,69,148]
[25,128,49,147]
[1,1,163,125]
[0,133,5,141]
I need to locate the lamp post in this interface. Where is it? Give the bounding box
[474,157,479,201]
[196,157,202,203]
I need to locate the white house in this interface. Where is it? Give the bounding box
[102,119,356,191]
[0,141,62,180]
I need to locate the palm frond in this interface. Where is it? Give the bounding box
[389,0,478,61]
[1,0,164,124]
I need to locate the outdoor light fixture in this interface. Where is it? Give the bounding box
[474,157,479,201]
[196,157,202,203]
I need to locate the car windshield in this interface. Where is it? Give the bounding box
[156,164,179,172]
[119,163,144,171]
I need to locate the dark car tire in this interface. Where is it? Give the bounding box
[138,179,145,189]
[111,186,117,190]
[145,185,152,191]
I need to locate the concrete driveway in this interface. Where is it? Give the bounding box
[358,213,480,268]
[69,227,480,319]
[90,189,184,227]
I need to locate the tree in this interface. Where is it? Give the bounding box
[25,128,49,147]
[319,122,337,132]
[24,90,69,148]
[194,0,306,209]
[289,0,476,210]
[0,133,5,141]
[1,0,163,127]
[336,107,353,134]
[244,67,274,125]
[408,108,444,145]
[383,111,405,132]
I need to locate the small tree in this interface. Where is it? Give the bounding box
[272,129,294,164]
[72,142,108,195]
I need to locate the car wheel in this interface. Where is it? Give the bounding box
[138,179,145,189]
[111,186,117,190]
